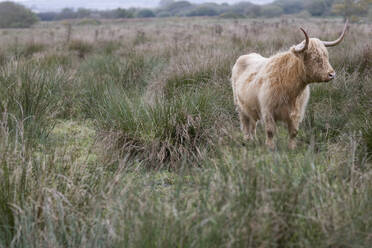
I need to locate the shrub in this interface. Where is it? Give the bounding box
[260,4,284,17]
[186,6,219,17]
[136,9,156,18]
[0,2,38,28]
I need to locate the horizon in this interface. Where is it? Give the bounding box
[0,0,274,12]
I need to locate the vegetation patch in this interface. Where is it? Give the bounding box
[94,85,230,169]
[0,17,370,247]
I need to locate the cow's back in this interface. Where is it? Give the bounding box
[231,53,267,105]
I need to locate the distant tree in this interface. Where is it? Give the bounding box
[162,1,193,15]
[136,9,156,18]
[76,8,92,19]
[230,2,257,15]
[245,5,261,17]
[115,8,134,18]
[321,0,337,16]
[186,6,219,16]
[260,4,284,17]
[37,12,58,21]
[305,0,327,16]
[0,1,39,28]
[57,8,77,20]
[332,0,370,19]
[276,0,304,14]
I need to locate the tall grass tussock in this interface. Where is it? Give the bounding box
[0,17,371,247]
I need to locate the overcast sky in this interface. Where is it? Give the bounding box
[0,0,274,11]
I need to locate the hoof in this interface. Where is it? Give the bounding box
[266,140,275,151]
[288,140,297,150]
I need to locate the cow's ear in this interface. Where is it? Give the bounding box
[291,46,305,58]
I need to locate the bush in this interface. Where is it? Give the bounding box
[305,0,327,16]
[161,1,193,16]
[0,2,38,28]
[136,9,156,18]
[114,8,134,18]
[186,6,219,17]
[260,4,284,17]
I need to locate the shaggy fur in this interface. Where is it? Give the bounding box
[232,38,337,149]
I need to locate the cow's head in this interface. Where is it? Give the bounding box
[292,20,348,83]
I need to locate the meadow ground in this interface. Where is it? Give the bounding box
[0,17,371,247]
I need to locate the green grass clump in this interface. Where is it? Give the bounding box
[97,40,121,55]
[38,53,72,69]
[0,60,70,142]
[0,49,6,66]
[21,42,46,57]
[92,82,230,168]
[164,68,214,97]
[8,41,46,59]
[68,40,93,58]
[79,53,154,88]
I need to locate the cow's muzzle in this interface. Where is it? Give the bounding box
[328,72,336,81]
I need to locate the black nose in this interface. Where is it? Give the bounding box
[329,72,336,79]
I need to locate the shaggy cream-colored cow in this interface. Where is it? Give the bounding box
[231,21,348,149]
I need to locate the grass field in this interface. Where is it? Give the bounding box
[0,17,371,247]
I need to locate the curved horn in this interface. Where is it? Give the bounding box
[294,28,309,53]
[323,19,348,47]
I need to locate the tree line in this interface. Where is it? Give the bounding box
[38,0,371,20]
[0,0,371,28]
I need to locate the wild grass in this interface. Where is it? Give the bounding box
[0,17,371,247]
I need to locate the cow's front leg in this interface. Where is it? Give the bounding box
[263,112,276,150]
[239,112,253,140]
[287,116,300,150]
